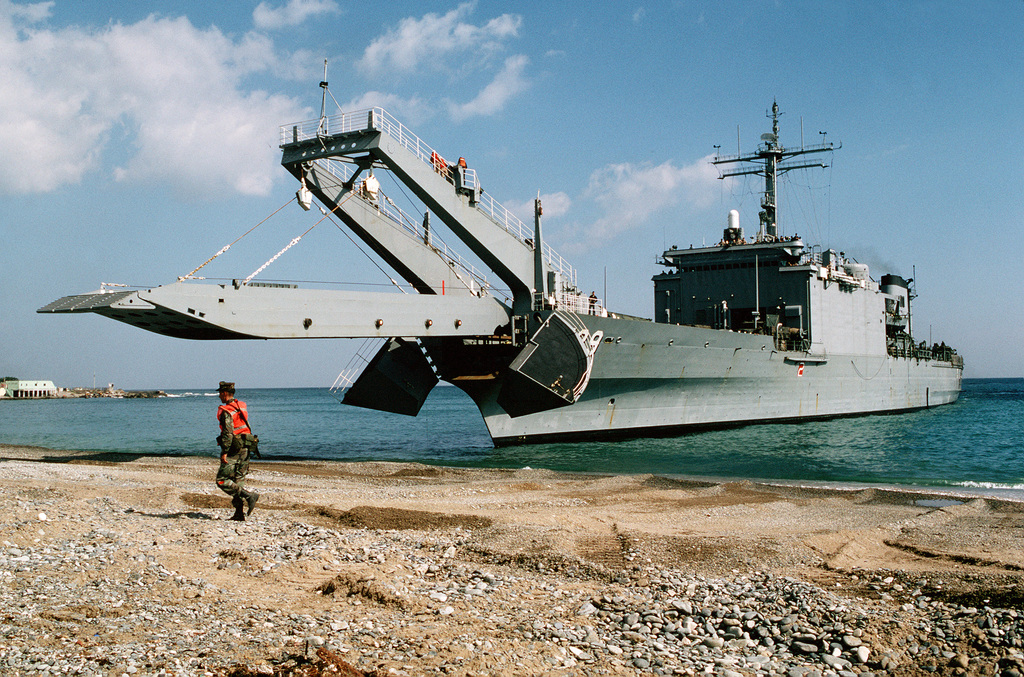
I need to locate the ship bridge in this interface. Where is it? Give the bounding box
[654,227,919,359]
[654,235,811,343]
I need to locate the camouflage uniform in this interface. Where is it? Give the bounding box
[215,382,258,520]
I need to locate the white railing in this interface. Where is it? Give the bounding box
[309,157,492,294]
[282,107,578,288]
[546,291,607,317]
[330,337,385,396]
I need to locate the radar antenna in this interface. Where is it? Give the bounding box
[712,101,839,240]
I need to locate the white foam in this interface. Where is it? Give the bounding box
[953,480,1024,491]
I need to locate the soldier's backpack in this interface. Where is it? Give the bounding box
[234,404,261,459]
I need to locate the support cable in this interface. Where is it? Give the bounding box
[322,208,408,294]
[179,197,296,281]
[243,193,353,285]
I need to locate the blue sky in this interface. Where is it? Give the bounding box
[2,0,1021,388]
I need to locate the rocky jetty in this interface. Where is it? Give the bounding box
[66,387,167,398]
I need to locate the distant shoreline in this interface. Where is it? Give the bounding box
[1,387,167,400]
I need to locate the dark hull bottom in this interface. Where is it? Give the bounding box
[489,402,944,447]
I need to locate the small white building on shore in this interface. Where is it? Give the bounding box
[0,378,58,398]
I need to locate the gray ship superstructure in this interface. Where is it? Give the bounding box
[41,96,962,445]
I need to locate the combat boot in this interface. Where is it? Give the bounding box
[229,496,245,521]
[243,490,259,516]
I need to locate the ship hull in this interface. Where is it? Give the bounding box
[453,315,962,445]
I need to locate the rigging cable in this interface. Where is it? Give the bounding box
[826,156,834,249]
[179,197,297,281]
[321,202,409,294]
[243,192,353,285]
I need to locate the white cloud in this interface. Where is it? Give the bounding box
[0,8,307,197]
[632,7,646,23]
[5,0,50,22]
[358,2,521,75]
[341,91,430,125]
[447,55,529,120]
[537,192,572,219]
[253,0,339,31]
[504,191,572,224]
[578,156,721,241]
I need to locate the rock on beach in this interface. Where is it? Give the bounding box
[0,445,1023,676]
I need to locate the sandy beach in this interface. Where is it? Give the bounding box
[0,444,1022,676]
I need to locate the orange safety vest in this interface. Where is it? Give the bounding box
[217,399,252,436]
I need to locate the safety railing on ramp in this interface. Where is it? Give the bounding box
[282,108,578,289]
[307,156,491,295]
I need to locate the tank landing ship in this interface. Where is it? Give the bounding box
[40,99,962,445]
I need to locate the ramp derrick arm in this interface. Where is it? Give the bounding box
[280,110,547,315]
[287,157,482,296]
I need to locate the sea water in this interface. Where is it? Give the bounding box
[1,379,1021,498]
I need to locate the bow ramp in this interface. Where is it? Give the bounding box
[280,108,577,315]
[39,107,602,421]
[38,282,510,340]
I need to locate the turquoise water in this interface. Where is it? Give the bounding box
[1,379,1021,497]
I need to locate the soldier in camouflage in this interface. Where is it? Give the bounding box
[215,381,259,521]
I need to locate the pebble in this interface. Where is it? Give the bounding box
[1,473,1022,676]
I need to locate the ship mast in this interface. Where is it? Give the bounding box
[713,101,837,240]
